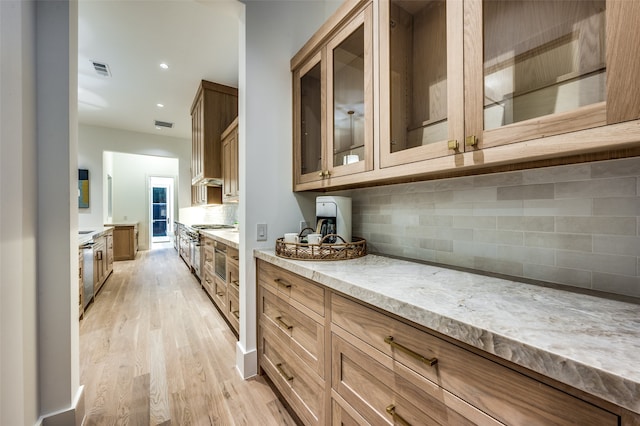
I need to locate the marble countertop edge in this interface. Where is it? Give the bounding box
[253,249,640,415]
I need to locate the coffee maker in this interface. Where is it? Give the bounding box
[315,196,352,243]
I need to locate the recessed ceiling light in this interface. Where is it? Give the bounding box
[157,103,164,108]
[159,63,169,69]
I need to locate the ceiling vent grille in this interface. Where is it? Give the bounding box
[154,120,174,129]
[91,61,111,77]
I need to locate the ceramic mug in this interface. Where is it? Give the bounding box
[284,233,299,244]
[307,233,322,244]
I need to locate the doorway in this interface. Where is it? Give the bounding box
[149,176,174,246]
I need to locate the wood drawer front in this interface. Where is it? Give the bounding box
[227,261,240,294]
[203,236,214,250]
[212,275,227,310]
[202,269,215,298]
[257,259,325,318]
[259,284,325,378]
[203,245,214,271]
[332,333,486,426]
[259,325,324,426]
[331,395,371,426]
[227,290,239,333]
[331,294,618,426]
[227,246,239,267]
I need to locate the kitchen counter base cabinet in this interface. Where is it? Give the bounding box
[110,224,138,261]
[256,259,634,426]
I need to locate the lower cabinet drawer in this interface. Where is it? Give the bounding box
[332,332,491,426]
[259,284,325,377]
[227,290,239,333]
[212,275,226,311]
[331,395,370,426]
[202,268,215,298]
[259,324,324,426]
[331,294,619,426]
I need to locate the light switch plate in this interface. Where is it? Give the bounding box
[257,223,267,241]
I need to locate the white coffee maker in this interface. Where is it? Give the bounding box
[315,196,352,243]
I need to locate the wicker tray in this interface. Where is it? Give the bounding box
[275,234,366,261]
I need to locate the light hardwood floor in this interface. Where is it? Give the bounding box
[80,245,296,426]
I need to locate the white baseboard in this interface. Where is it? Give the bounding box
[38,385,85,426]
[235,341,257,379]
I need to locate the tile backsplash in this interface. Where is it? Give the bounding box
[348,157,640,298]
[178,204,238,226]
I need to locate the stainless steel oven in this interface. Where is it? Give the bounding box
[214,241,226,282]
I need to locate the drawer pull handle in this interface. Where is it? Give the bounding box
[275,316,293,330]
[216,291,225,297]
[231,256,239,261]
[232,280,239,288]
[276,363,294,381]
[386,404,412,426]
[274,278,291,289]
[232,310,239,319]
[384,336,437,366]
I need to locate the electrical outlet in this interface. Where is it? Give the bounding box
[257,223,267,241]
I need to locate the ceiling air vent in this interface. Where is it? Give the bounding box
[91,61,111,77]
[154,120,174,129]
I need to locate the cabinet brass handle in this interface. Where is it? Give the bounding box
[447,139,459,150]
[231,256,239,261]
[275,363,293,381]
[274,278,291,289]
[384,336,437,366]
[232,310,239,319]
[465,135,478,147]
[232,280,239,288]
[216,291,224,297]
[275,316,293,330]
[386,404,412,426]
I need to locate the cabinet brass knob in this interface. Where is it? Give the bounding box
[465,135,478,147]
[318,171,325,177]
[447,139,459,150]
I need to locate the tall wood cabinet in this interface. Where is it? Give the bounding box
[108,223,138,261]
[292,0,640,192]
[190,80,237,205]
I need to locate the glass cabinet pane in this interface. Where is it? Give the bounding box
[300,61,323,177]
[389,0,448,153]
[483,0,606,130]
[333,24,365,167]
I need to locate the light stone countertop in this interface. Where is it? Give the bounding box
[254,249,640,415]
[199,229,239,249]
[78,226,114,246]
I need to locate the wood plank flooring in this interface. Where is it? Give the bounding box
[80,245,296,426]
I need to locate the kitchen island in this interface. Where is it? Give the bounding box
[255,249,640,424]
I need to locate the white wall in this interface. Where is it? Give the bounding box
[78,124,191,231]
[237,1,339,378]
[111,152,179,250]
[1,1,39,424]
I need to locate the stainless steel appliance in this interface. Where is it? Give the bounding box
[316,196,352,243]
[188,224,234,281]
[214,241,227,282]
[81,242,94,309]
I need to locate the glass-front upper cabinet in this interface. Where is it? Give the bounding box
[379,0,464,168]
[465,0,640,149]
[293,3,373,189]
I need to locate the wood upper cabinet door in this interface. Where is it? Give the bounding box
[464,0,640,150]
[379,0,464,168]
[222,118,239,203]
[292,2,374,190]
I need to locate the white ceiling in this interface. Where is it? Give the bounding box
[78,0,243,140]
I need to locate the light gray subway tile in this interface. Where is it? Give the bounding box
[453,241,497,258]
[523,199,592,216]
[368,242,405,258]
[473,229,523,245]
[391,214,419,227]
[452,216,496,229]
[410,225,473,241]
[497,216,554,232]
[419,238,454,252]
[419,215,453,227]
[523,264,592,289]
[453,187,498,203]
[555,177,637,199]
[405,180,436,193]
[434,176,474,191]
[473,200,524,216]
[592,197,640,216]
[556,216,637,236]
[404,247,437,263]
[592,272,640,297]
[496,245,555,265]
[593,235,640,256]
[591,157,640,179]
[523,163,591,184]
[434,202,474,216]
[497,184,555,200]
[524,232,592,252]
[436,251,475,269]
[556,250,637,276]
[431,190,454,203]
[473,171,523,188]
[360,214,393,225]
[474,257,524,277]
[369,194,393,205]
